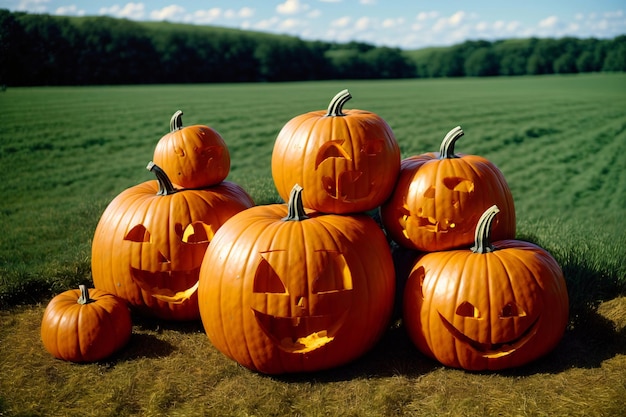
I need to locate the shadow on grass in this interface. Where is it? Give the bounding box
[273,250,626,382]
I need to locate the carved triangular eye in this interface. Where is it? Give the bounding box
[500,302,526,318]
[456,301,480,318]
[254,257,287,294]
[181,222,214,244]
[311,251,353,294]
[443,177,474,192]
[125,225,150,242]
[315,140,351,169]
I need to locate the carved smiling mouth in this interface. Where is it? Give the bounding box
[252,309,347,353]
[130,267,200,304]
[438,312,540,358]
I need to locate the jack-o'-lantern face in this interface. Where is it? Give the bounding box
[198,184,397,373]
[382,158,516,252]
[400,175,475,238]
[91,163,255,321]
[412,266,542,360]
[314,138,385,202]
[271,89,400,214]
[250,249,353,353]
[381,127,516,252]
[124,221,214,304]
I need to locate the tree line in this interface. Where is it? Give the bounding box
[1,9,624,86]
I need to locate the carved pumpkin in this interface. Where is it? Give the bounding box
[153,110,230,188]
[271,89,400,214]
[198,185,396,374]
[381,126,516,251]
[91,162,254,321]
[41,285,132,362]
[403,205,569,370]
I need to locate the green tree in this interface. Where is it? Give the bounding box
[602,35,626,71]
[464,47,499,76]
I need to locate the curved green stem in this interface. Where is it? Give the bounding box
[325,89,352,117]
[147,161,178,196]
[439,126,464,159]
[170,110,184,132]
[77,284,94,305]
[471,205,500,254]
[283,184,308,221]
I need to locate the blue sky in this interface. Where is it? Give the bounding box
[2,0,625,49]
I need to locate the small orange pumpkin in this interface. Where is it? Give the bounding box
[272,89,400,214]
[91,162,254,321]
[153,110,230,189]
[403,205,569,370]
[198,185,396,374]
[41,285,132,362]
[381,126,516,251]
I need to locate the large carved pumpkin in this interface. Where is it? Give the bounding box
[272,89,400,214]
[153,110,230,189]
[403,205,569,371]
[91,162,254,321]
[198,185,396,374]
[381,126,516,252]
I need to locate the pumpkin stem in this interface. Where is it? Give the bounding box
[170,110,184,132]
[147,161,178,196]
[439,126,464,159]
[77,284,95,305]
[325,89,352,117]
[283,184,308,221]
[471,205,500,254]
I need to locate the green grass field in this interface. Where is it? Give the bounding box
[1,74,625,416]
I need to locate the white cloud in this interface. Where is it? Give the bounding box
[382,17,404,29]
[417,11,439,21]
[433,11,468,32]
[191,8,222,24]
[308,9,322,18]
[55,5,85,16]
[331,16,351,28]
[254,16,281,30]
[360,0,376,4]
[99,3,146,20]
[239,7,255,18]
[354,16,372,31]
[538,15,559,29]
[16,0,49,12]
[279,18,301,30]
[277,0,309,15]
[150,5,185,21]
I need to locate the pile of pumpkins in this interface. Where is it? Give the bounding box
[41,90,569,373]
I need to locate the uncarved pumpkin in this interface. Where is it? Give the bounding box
[153,110,230,189]
[198,184,396,374]
[381,126,516,252]
[403,205,569,371]
[91,162,254,321]
[41,285,132,362]
[272,89,400,214]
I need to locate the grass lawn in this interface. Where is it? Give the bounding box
[0,73,625,416]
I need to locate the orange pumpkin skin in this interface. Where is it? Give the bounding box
[198,186,396,374]
[381,127,515,252]
[153,110,230,189]
[41,285,132,362]
[272,90,400,214]
[403,206,569,371]
[92,163,254,321]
